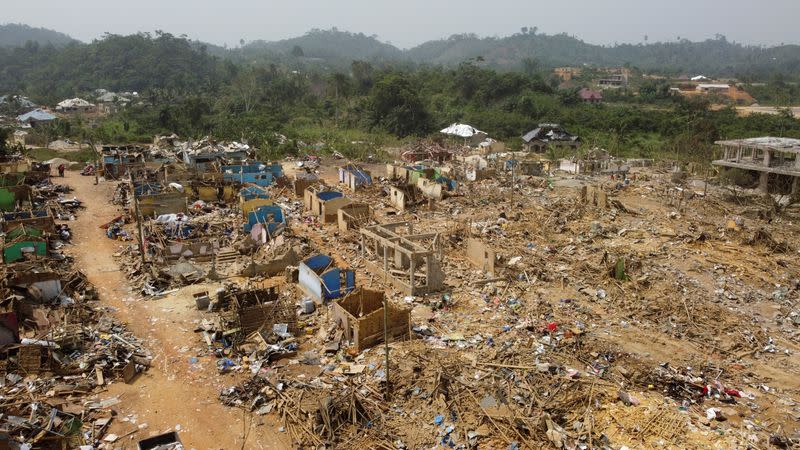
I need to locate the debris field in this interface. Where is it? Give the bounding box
[4,136,800,449]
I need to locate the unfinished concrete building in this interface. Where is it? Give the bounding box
[360,222,445,296]
[332,288,410,352]
[714,137,800,194]
[337,203,373,233]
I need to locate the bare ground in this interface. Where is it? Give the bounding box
[64,171,290,449]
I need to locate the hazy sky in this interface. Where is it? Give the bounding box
[5,0,800,48]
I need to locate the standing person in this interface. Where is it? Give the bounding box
[58,164,66,177]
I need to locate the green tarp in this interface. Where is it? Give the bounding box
[3,240,46,263]
[0,188,13,211]
[6,226,43,240]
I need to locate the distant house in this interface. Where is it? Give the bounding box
[674,83,755,105]
[96,92,129,104]
[17,109,56,127]
[597,74,627,88]
[11,130,28,146]
[578,88,603,104]
[521,123,580,153]
[55,98,95,113]
[95,90,130,114]
[696,84,730,93]
[554,67,582,81]
[0,95,37,112]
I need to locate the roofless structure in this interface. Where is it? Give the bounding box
[714,137,800,194]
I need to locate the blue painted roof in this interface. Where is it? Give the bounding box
[17,109,56,122]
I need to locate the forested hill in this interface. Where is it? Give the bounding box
[238,29,800,78]
[236,29,402,63]
[406,32,800,77]
[1,27,800,103]
[0,23,78,47]
[0,32,231,102]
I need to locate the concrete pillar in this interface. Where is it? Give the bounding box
[763,150,772,168]
[409,256,415,291]
[383,245,388,284]
[792,177,800,196]
[759,172,770,193]
[735,146,742,162]
[424,255,430,287]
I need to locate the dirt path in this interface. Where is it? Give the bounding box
[63,171,289,449]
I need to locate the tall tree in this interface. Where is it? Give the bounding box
[369,73,431,137]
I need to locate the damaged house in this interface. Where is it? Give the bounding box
[714,137,800,194]
[239,186,273,219]
[385,163,457,210]
[338,164,373,191]
[222,162,283,187]
[298,254,356,303]
[303,186,352,223]
[101,145,148,180]
[337,202,373,233]
[522,123,580,153]
[332,288,410,352]
[216,286,296,343]
[55,97,95,114]
[359,222,445,296]
[293,172,319,197]
[177,138,252,170]
[558,148,630,175]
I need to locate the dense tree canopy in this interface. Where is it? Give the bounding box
[1,31,799,163]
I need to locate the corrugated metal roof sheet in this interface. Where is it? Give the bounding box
[17,109,56,122]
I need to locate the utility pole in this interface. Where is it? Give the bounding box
[129,172,147,268]
[89,139,99,185]
[510,158,515,206]
[382,245,390,399]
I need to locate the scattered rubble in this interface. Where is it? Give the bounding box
[47,137,800,448]
[1,155,151,448]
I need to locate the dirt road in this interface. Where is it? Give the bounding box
[64,171,289,449]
